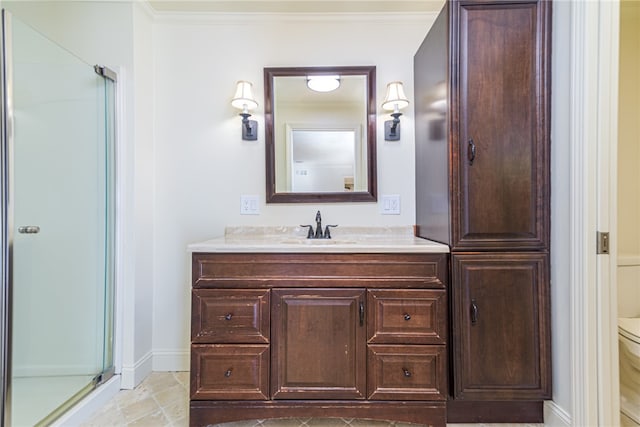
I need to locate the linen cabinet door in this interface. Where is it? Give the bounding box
[451,253,551,400]
[451,0,550,251]
[271,288,367,400]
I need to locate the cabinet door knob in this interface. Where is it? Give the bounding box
[470,299,478,324]
[359,301,365,327]
[468,138,476,165]
[224,369,233,378]
[402,368,412,378]
[224,313,233,321]
[404,313,411,321]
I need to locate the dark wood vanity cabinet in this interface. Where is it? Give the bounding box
[190,252,449,426]
[451,253,550,400]
[414,0,551,422]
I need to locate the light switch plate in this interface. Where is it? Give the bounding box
[240,195,260,215]
[380,194,401,215]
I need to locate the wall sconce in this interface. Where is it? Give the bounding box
[231,80,259,140]
[381,81,409,141]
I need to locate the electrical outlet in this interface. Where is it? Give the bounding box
[380,194,401,215]
[240,195,260,215]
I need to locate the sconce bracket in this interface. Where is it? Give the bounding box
[384,113,402,141]
[240,113,258,141]
[243,120,258,141]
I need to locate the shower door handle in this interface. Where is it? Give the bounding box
[18,226,40,234]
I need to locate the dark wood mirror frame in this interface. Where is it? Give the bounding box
[264,66,377,203]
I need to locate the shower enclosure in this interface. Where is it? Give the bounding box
[0,10,116,426]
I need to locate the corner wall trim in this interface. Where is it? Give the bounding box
[120,350,153,390]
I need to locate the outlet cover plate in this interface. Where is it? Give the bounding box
[380,194,401,215]
[240,195,260,215]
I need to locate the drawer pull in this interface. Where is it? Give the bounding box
[470,299,478,324]
[224,313,233,321]
[402,368,412,378]
[404,313,411,321]
[224,368,233,378]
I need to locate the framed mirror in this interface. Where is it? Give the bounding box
[264,66,377,203]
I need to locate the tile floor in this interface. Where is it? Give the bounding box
[80,372,543,427]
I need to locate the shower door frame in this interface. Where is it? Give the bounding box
[0,9,119,426]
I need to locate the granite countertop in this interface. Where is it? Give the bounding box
[188,226,450,253]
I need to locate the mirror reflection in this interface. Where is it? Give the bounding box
[289,128,361,192]
[265,66,377,203]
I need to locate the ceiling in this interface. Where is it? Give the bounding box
[147,0,446,14]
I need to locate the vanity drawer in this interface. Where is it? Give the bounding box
[192,253,448,289]
[191,344,269,400]
[192,289,270,343]
[367,345,447,401]
[367,289,446,345]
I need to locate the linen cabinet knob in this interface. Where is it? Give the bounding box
[224,313,233,321]
[404,313,411,321]
[224,369,233,378]
[402,368,412,378]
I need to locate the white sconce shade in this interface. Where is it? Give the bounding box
[231,80,258,112]
[382,81,410,112]
[382,81,409,141]
[307,75,341,92]
[231,80,258,141]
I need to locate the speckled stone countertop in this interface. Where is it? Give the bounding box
[188,226,450,253]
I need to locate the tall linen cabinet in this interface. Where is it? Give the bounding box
[414,0,552,422]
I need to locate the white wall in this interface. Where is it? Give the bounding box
[548,0,572,422]
[152,11,437,370]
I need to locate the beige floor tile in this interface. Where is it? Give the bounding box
[155,382,188,407]
[161,398,189,423]
[305,418,357,426]
[127,409,170,427]
[82,372,545,427]
[260,418,305,427]
[120,397,162,423]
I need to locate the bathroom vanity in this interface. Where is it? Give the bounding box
[188,227,450,426]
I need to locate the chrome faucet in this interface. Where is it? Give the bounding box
[301,210,337,239]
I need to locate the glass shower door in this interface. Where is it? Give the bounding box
[2,11,115,426]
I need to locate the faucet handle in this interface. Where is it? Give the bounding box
[300,225,314,238]
[323,225,338,239]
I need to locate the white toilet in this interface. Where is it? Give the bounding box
[619,317,640,426]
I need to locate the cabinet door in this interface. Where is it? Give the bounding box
[451,253,551,400]
[452,0,550,250]
[271,288,366,399]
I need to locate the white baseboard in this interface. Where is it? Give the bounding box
[152,348,189,371]
[120,350,153,389]
[544,400,572,427]
[50,375,121,427]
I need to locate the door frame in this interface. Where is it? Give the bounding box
[569,1,620,425]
